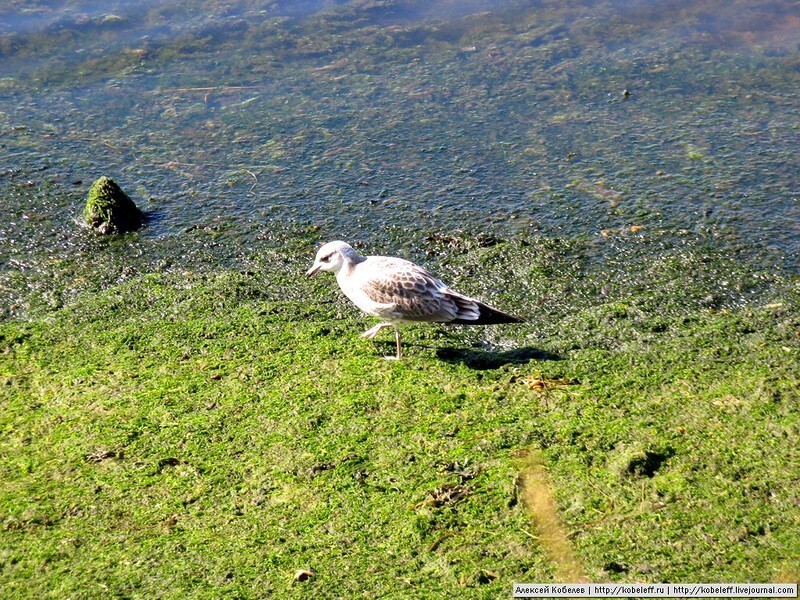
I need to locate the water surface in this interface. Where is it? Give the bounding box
[1,0,798,314]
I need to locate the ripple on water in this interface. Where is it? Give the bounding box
[0,0,798,316]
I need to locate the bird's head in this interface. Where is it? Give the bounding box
[306,240,361,277]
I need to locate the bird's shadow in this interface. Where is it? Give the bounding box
[435,346,563,370]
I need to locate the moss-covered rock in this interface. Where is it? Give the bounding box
[83,176,143,234]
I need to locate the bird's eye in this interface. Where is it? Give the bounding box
[321,254,331,262]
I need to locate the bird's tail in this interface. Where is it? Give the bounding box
[450,297,524,325]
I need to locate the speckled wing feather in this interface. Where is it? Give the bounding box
[357,257,461,322]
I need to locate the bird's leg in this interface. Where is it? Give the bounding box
[361,322,394,339]
[380,327,403,361]
[394,326,402,359]
[361,322,403,359]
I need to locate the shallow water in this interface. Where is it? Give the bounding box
[1,0,798,315]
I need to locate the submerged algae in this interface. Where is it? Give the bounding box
[1,0,797,269]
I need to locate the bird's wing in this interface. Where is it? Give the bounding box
[354,257,461,322]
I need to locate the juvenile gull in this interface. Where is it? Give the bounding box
[306,240,523,359]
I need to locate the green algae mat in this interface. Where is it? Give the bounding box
[1,238,798,597]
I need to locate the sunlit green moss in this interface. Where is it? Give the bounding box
[0,238,797,596]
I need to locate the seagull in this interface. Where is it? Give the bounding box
[306,240,523,359]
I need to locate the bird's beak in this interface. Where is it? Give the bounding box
[305,264,320,277]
